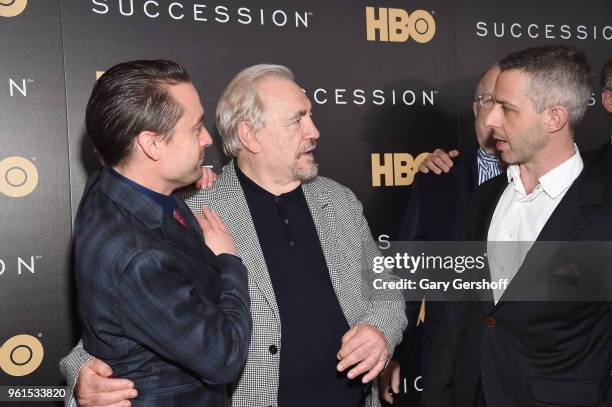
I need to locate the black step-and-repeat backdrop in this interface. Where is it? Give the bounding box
[1,0,611,405]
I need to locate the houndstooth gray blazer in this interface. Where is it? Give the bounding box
[183,161,406,407]
[60,161,406,407]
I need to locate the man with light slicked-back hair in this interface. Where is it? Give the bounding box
[62,63,406,407]
[186,63,405,407]
[216,64,294,158]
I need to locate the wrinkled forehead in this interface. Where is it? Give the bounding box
[257,78,310,115]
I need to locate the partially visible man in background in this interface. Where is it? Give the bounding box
[379,63,502,405]
[583,55,612,172]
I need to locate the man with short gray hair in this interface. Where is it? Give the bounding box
[422,44,612,407]
[422,54,612,177]
[62,63,406,407]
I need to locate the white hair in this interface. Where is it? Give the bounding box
[216,64,294,157]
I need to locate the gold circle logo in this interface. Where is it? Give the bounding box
[0,0,27,17]
[409,10,436,44]
[0,156,38,198]
[0,335,44,376]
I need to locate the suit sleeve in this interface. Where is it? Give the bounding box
[344,189,407,354]
[117,251,251,385]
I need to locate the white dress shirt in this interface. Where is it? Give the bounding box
[487,145,584,303]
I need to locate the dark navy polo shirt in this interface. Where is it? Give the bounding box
[235,163,366,407]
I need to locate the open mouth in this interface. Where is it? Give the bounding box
[493,136,507,150]
[295,138,318,160]
[298,144,316,156]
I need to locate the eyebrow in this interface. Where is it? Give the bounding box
[293,110,308,119]
[287,109,308,123]
[495,98,518,109]
[192,113,205,129]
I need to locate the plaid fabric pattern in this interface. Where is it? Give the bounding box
[60,161,406,407]
[61,169,251,406]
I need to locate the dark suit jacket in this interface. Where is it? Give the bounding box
[398,148,478,242]
[75,169,251,406]
[584,140,612,176]
[395,150,479,377]
[421,162,612,407]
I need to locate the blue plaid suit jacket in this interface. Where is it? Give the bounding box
[62,163,406,407]
[74,168,251,406]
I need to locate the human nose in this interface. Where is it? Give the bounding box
[484,104,500,130]
[305,115,320,140]
[200,127,212,147]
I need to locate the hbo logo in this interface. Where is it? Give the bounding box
[0,335,44,377]
[366,7,436,43]
[0,156,39,198]
[0,0,28,18]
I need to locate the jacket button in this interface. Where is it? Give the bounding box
[484,317,496,327]
[269,344,278,354]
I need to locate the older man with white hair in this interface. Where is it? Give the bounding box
[61,64,406,407]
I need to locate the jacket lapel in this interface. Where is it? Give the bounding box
[160,200,219,266]
[100,168,218,266]
[474,175,508,241]
[189,161,281,323]
[494,165,602,305]
[472,175,508,315]
[302,180,361,325]
[176,197,204,241]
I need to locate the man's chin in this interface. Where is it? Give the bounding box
[298,152,315,162]
[184,169,203,187]
[293,163,319,182]
[500,152,519,166]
